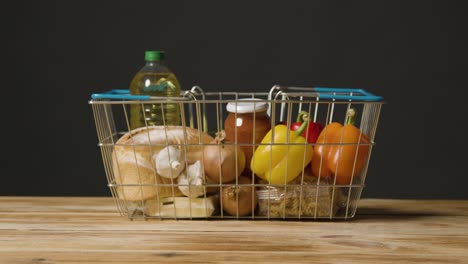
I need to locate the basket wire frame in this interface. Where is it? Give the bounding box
[90,85,383,220]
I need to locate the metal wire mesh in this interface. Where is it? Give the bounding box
[89,85,384,220]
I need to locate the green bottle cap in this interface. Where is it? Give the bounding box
[145,51,165,61]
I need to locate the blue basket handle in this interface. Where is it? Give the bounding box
[92,87,384,102]
[314,87,383,101]
[91,89,151,100]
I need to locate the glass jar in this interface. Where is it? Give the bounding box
[224,99,271,175]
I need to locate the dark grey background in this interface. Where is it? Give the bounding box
[2,0,467,198]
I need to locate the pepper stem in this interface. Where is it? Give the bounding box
[296,111,309,123]
[295,111,309,135]
[346,108,356,125]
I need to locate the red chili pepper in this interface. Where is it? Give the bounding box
[289,111,323,143]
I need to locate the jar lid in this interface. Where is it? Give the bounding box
[226,98,269,113]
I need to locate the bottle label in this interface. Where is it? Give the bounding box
[143,81,176,92]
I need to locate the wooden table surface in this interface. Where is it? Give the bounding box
[0,197,467,264]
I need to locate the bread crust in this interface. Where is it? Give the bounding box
[112,126,214,201]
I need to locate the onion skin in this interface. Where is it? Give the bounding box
[221,176,257,216]
[203,140,246,183]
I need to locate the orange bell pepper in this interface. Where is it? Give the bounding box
[311,109,370,185]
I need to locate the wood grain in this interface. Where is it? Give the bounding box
[1,197,467,264]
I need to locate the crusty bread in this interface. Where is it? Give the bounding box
[112,126,214,201]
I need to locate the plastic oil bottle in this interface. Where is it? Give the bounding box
[129,50,181,129]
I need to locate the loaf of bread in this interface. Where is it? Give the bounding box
[112,126,214,201]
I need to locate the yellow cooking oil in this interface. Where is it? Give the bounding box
[129,51,181,129]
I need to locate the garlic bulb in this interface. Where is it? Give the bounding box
[153,146,185,179]
[178,160,206,198]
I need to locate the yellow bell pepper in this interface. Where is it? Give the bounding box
[250,123,313,184]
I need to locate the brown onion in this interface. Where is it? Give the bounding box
[203,134,246,183]
[221,176,257,216]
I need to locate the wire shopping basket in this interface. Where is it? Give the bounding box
[89,85,384,220]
